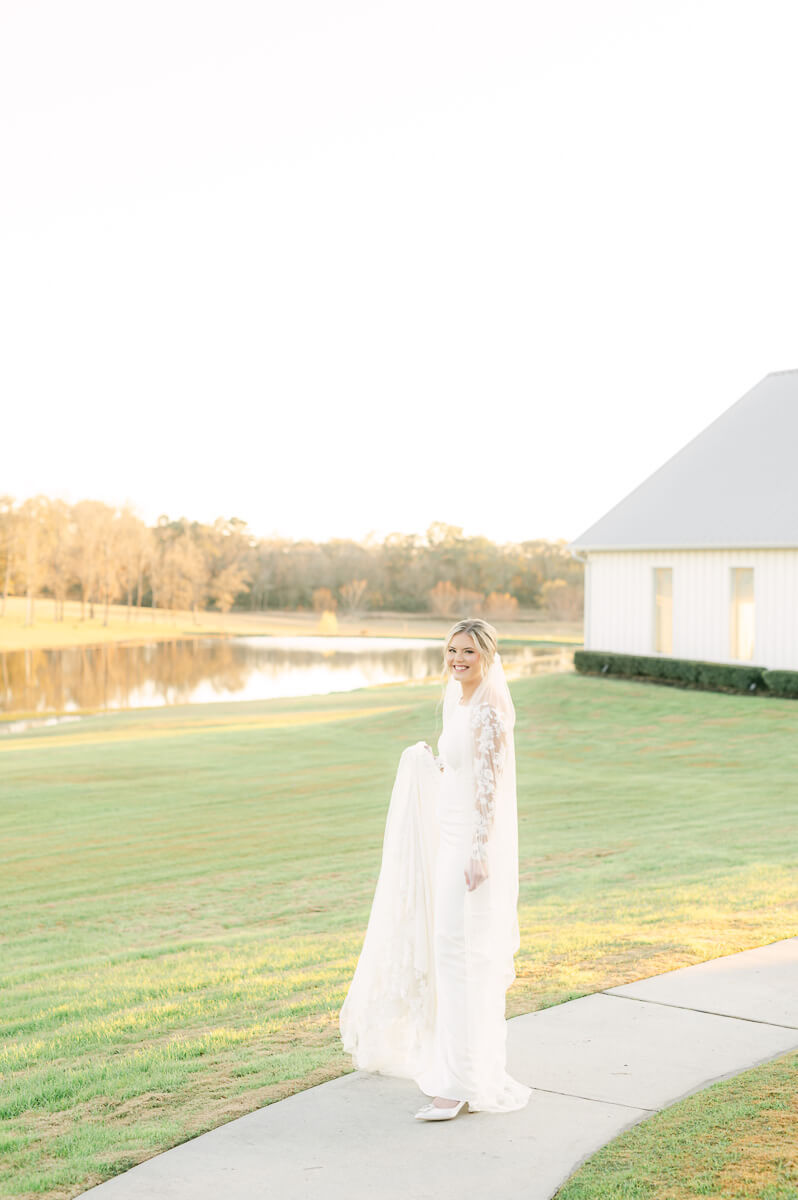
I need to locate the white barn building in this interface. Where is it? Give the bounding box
[569,370,798,671]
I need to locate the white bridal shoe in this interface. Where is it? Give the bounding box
[414,1099,468,1121]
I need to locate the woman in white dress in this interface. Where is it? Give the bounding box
[339,618,531,1121]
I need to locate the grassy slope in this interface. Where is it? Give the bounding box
[1,674,797,1198]
[557,1050,797,1200]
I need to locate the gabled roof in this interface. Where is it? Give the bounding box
[569,370,798,551]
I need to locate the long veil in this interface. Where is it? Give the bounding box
[338,742,441,1077]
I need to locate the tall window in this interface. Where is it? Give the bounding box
[730,568,755,660]
[653,567,673,654]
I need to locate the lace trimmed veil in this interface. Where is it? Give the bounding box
[338,740,441,1076]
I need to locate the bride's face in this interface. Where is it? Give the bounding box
[446,633,483,685]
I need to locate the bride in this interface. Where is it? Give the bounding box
[339,618,531,1120]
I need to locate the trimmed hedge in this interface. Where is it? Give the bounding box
[762,669,798,698]
[573,650,780,696]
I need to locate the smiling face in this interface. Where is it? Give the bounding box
[446,632,484,687]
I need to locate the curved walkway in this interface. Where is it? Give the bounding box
[78,937,798,1200]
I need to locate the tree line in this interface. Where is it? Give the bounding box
[0,498,583,625]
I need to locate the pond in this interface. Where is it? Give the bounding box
[0,636,574,722]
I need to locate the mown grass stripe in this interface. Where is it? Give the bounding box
[2,673,797,1199]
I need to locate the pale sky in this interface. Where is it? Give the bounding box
[3,1,798,545]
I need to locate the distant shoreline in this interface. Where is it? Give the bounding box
[0,596,583,654]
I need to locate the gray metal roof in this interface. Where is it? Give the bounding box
[569,370,798,551]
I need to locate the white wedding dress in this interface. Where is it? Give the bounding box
[340,656,531,1113]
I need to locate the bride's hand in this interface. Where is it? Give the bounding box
[464,857,489,892]
[423,743,444,773]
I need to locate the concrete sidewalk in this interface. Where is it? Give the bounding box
[78,938,798,1200]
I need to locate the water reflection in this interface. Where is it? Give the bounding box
[0,637,573,719]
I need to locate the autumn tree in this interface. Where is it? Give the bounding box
[176,527,211,623]
[99,508,123,626]
[429,581,485,617]
[312,587,337,612]
[149,519,178,617]
[150,518,201,616]
[17,496,53,625]
[43,499,73,620]
[541,578,583,621]
[0,496,17,617]
[207,518,251,617]
[0,493,585,621]
[428,580,458,616]
[72,500,114,620]
[115,507,152,621]
[483,591,519,620]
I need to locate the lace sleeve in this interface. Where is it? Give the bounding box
[470,703,507,863]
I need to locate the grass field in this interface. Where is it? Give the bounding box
[557,1049,797,1199]
[1,673,797,1199]
[0,595,583,653]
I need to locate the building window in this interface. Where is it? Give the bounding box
[730,568,755,660]
[653,567,673,654]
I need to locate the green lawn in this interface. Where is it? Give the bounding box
[1,674,797,1199]
[556,1049,798,1199]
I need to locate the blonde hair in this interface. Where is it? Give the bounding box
[442,617,498,684]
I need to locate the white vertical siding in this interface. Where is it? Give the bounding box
[585,549,798,670]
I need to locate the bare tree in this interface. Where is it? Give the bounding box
[99,508,122,626]
[134,524,153,619]
[0,496,17,617]
[339,578,368,616]
[247,541,276,610]
[148,540,169,620]
[176,529,210,623]
[116,507,152,621]
[72,500,113,620]
[150,523,186,617]
[17,496,53,625]
[149,516,175,619]
[43,499,73,620]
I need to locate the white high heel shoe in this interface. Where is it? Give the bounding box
[414,1098,467,1121]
